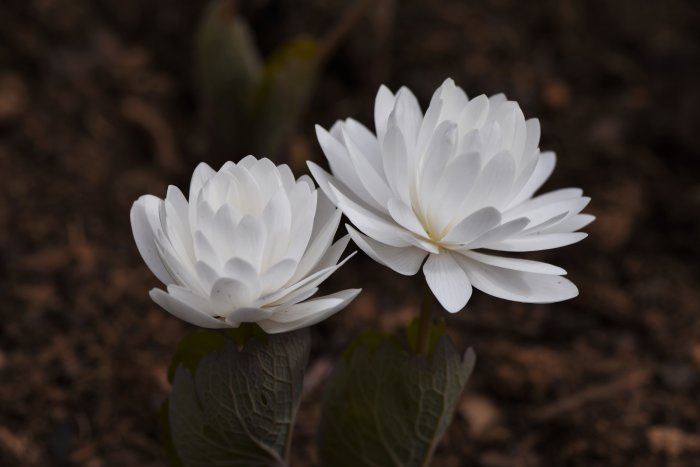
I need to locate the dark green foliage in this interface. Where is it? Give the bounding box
[161,327,310,467]
[195,0,319,160]
[319,329,475,467]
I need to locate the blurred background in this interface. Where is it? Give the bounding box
[1,0,699,465]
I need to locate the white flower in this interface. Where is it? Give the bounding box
[130,156,360,333]
[309,78,593,313]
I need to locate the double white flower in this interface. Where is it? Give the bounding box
[309,79,593,312]
[130,157,359,333]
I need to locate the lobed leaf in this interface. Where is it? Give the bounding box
[163,327,309,467]
[319,329,475,467]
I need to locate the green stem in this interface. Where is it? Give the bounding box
[416,287,434,355]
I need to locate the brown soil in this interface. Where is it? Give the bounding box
[1,0,699,466]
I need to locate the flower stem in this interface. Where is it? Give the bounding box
[416,287,434,355]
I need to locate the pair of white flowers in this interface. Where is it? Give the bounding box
[131,79,592,333]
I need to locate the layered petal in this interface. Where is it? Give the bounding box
[312,79,591,310]
[131,158,358,331]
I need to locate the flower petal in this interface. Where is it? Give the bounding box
[507,151,556,207]
[316,125,381,208]
[387,198,429,237]
[374,84,395,141]
[342,125,393,206]
[259,289,361,333]
[547,214,596,233]
[210,277,254,312]
[460,250,566,275]
[443,207,501,244]
[487,232,588,252]
[454,255,578,303]
[458,94,490,134]
[328,184,414,247]
[346,224,427,275]
[381,124,411,205]
[423,252,472,313]
[150,288,228,328]
[293,209,343,282]
[131,196,173,285]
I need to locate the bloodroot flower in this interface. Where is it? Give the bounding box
[130,157,359,333]
[309,78,593,313]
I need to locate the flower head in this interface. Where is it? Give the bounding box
[131,156,359,333]
[309,79,592,312]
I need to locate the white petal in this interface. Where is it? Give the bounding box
[235,156,256,169]
[423,252,472,313]
[315,125,381,210]
[374,84,396,140]
[167,284,215,314]
[260,188,292,267]
[267,287,320,312]
[165,185,190,229]
[156,230,202,292]
[193,230,220,269]
[249,158,284,198]
[311,189,337,238]
[328,184,414,248]
[461,250,566,275]
[342,125,393,206]
[389,87,422,146]
[467,217,530,249]
[454,255,578,303]
[226,307,272,325]
[418,121,457,205]
[263,253,356,306]
[260,259,298,294]
[436,78,468,122]
[523,118,541,158]
[343,118,383,175]
[209,204,240,259]
[487,93,508,119]
[286,191,318,262]
[195,260,219,292]
[458,94,490,133]
[259,289,361,333]
[521,212,569,235]
[462,150,516,212]
[210,277,254,312]
[131,197,173,285]
[189,162,215,202]
[417,94,443,155]
[292,209,342,282]
[547,214,595,233]
[230,215,266,269]
[489,232,588,251]
[223,258,261,296]
[381,124,411,205]
[429,151,482,230]
[507,151,556,207]
[387,198,429,237]
[150,288,228,328]
[507,195,589,225]
[346,224,427,275]
[311,235,351,273]
[443,207,501,244]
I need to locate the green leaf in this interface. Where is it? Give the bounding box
[195,0,263,149]
[167,329,227,383]
[250,37,320,157]
[319,330,476,467]
[165,328,310,467]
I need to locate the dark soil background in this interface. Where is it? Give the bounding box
[1,0,699,465]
